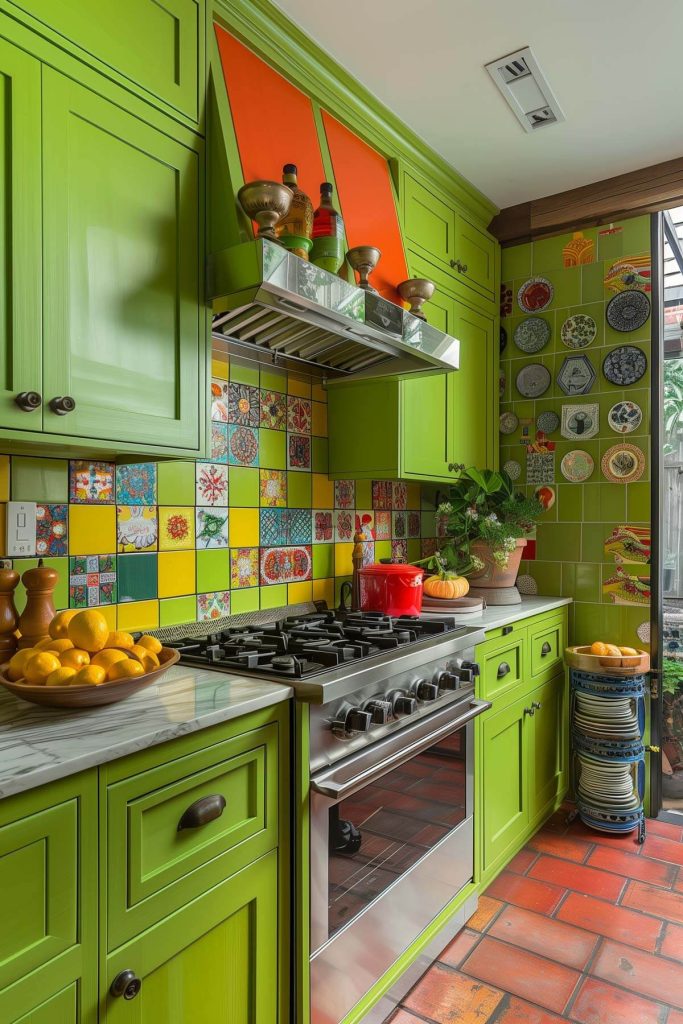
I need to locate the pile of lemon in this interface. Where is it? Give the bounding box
[5,609,163,687]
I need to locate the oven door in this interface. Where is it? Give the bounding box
[309,697,490,1024]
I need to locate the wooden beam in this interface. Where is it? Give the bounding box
[489,155,683,245]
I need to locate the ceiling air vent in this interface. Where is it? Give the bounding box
[485,47,565,134]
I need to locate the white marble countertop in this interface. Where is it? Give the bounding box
[0,666,291,799]
[436,595,572,633]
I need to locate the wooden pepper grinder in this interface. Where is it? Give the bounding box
[350,529,367,612]
[0,569,20,661]
[18,560,58,649]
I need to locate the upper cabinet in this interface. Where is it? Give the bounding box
[7,0,203,125]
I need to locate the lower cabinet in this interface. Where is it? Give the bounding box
[12,985,78,1024]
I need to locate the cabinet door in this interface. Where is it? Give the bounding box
[0,38,42,431]
[449,301,495,469]
[481,700,528,874]
[11,985,77,1024]
[528,675,568,826]
[42,69,203,451]
[453,213,496,306]
[403,173,455,267]
[401,372,451,481]
[104,853,278,1024]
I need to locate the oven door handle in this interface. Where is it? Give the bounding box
[311,698,492,801]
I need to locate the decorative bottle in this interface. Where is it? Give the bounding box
[311,182,345,273]
[278,163,313,260]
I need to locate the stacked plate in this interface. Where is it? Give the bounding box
[576,752,640,811]
[573,692,640,741]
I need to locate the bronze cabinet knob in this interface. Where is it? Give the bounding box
[14,391,42,412]
[49,396,76,415]
[110,970,142,1000]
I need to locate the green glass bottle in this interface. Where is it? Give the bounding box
[278,163,313,260]
[311,182,345,273]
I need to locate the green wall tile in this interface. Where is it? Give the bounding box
[260,583,287,609]
[288,472,311,507]
[627,483,651,521]
[527,560,562,595]
[230,356,259,386]
[12,457,68,502]
[536,523,581,562]
[160,595,196,627]
[580,261,606,304]
[574,563,601,603]
[260,367,287,392]
[231,588,260,614]
[556,484,582,522]
[501,242,531,281]
[260,429,286,469]
[158,461,195,505]
[197,549,230,592]
[355,480,372,508]
[313,545,334,579]
[118,553,158,602]
[619,215,650,254]
[14,557,69,612]
[312,437,328,473]
[375,540,392,560]
[229,467,259,507]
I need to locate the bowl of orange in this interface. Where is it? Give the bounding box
[0,610,180,707]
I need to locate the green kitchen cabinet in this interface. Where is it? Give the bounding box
[450,299,496,469]
[480,697,528,875]
[528,674,568,827]
[11,985,78,1024]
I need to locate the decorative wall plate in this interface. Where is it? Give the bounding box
[602,346,647,386]
[518,276,553,312]
[560,314,597,349]
[606,290,650,332]
[514,317,551,353]
[516,363,551,398]
[561,403,599,440]
[499,410,519,435]
[601,443,645,483]
[517,574,538,596]
[557,354,596,395]
[608,400,643,434]
[503,460,521,480]
[536,410,560,434]
[500,326,507,353]
[561,450,594,482]
[534,485,555,510]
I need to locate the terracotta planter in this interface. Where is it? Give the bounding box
[468,538,527,588]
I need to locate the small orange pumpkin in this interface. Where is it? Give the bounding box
[423,574,470,600]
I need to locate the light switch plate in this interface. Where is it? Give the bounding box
[6,501,37,557]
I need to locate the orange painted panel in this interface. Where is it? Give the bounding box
[214,25,325,204]
[321,112,408,303]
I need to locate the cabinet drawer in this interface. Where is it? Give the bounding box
[107,722,278,949]
[529,615,566,682]
[479,634,526,703]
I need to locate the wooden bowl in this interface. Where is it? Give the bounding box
[564,645,650,676]
[0,647,181,708]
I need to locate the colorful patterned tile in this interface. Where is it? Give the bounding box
[117,553,158,603]
[230,547,259,589]
[196,462,228,507]
[228,383,259,426]
[314,510,334,543]
[210,421,229,463]
[393,481,408,510]
[158,507,195,551]
[287,433,311,471]
[287,395,312,434]
[335,509,354,542]
[69,554,117,608]
[210,378,229,422]
[36,504,67,557]
[259,389,287,430]
[392,539,408,561]
[228,425,259,467]
[117,505,158,552]
[372,480,392,509]
[195,507,229,549]
[392,510,407,539]
[116,463,157,505]
[259,469,287,507]
[69,460,115,503]
[260,545,312,585]
[374,511,391,541]
[362,541,375,566]
[288,508,312,545]
[335,480,355,509]
[407,510,421,538]
[355,511,375,540]
[421,537,438,558]
[260,508,288,547]
[197,591,231,620]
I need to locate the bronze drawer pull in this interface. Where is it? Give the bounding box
[15,391,42,412]
[502,626,513,636]
[110,969,141,1000]
[532,701,542,710]
[523,706,535,717]
[541,641,552,656]
[177,793,227,831]
[497,662,511,679]
[49,395,76,415]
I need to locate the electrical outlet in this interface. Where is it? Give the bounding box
[6,501,37,557]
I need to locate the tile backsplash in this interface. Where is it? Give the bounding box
[2,354,438,632]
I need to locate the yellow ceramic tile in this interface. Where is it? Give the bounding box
[288,580,312,603]
[311,382,327,404]
[212,355,229,380]
[68,504,116,555]
[407,483,421,509]
[335,543,353,576]
[0,456,9,502]
[117,600,159,632]
[312,401,328,437]
[287,374,311,398]
[158,507,195,551]
[312,473,334,509]
[158,550,196,598]
[229,507,259,547]
[99,604,117,630]
[312,578,334,606]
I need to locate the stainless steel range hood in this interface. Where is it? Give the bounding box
[208,239,459,379]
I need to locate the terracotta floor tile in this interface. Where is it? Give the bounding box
[676,870,683,894]
[640,834,683,868]
[403,964,504,1023]
[494,996,564,1023]
[645,818,683,841]
[486,871,565,915]
[566,819,644,851]
[387,1012,423,1024]
[622,880,683,925]
[527,829,592,863]
[587,844,677,887]
[590,940,683,1010]
[660,921,683,961]
[461,936,580,1013]
[506,848,537,875]
[556,892,663,952]
[529,856,625,902]
[569,976,665,1024]
[466,895,503,932]
[488,905,598,969]
[668,1011,683,1024]
[438,929,480,969]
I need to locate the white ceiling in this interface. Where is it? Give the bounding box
[273,0,683,210]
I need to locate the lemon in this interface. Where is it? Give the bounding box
[60,648,90,671]
[67,610,109,653]
[34,637,57,650]
[105,630,134,650]
[6,648,35,681]
[49,609,78,640]
[91,649,128,672]
[44,638,74,654]
[24,651,62,685]
[45,666,77,687]
[137,635,162,655]
[108,659,145,681]
[130,644,159,672]
[72,665,106,686]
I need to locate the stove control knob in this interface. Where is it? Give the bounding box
[393,695,417,717]
[346,708,372,734]
[366,700,391,725]
[437,671,459,691]
[415,679,439,702]
[461,660,480,677]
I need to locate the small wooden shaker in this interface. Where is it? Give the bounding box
[0,568,20,660]
[18,559,58,649]
[350,529,367,612]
